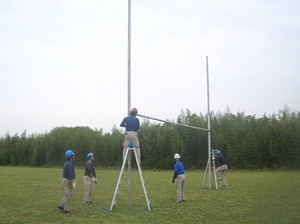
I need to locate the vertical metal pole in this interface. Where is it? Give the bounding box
[127,0,131,113]
[127,0,132,209]
[206,56,212,189]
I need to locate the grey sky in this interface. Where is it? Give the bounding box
[0,0,299,136]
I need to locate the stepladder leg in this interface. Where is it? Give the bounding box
[202,158,210,188]
[213,159,218,190]
[110,147,130,211]
[132,146,152,211]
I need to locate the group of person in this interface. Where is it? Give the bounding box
[58,150,98,214]
[58,107,140,214]
[57,107,228,213]
[171,150,228,203]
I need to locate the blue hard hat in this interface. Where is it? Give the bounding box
[65,149,75,158]
[87,152,94,158]
[216,150,221,155]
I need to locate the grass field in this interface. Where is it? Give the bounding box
[0,166,299,224]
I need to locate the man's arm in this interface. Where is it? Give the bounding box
[172,172,178,183]
[120,117,126,127]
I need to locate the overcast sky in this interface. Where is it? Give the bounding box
[0,0,299,137]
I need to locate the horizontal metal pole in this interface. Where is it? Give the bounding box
[137,114,209,132]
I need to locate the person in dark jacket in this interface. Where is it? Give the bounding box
[58,149,76,214]
[83,152,97,204]
[215,150,228,188]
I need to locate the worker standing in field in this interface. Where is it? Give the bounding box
[120,107,141,164]
[215,150,228,188]
[83,152,97,204]
[172,153,185,202]
[58,149,76,214]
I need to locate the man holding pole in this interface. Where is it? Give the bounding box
[120,107,141,164]
[215,150,228,188]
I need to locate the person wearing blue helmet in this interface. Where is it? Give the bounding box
[58,149,76,214]
[83,152,97,204]
[215,150,228,188]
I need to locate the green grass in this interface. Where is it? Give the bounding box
[0,167,299,224]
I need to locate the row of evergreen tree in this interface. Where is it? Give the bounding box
[1,107,299,169]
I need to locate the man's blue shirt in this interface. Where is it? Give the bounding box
[63,160,75,179]
[174,161,184,174]
[120,115,140,132]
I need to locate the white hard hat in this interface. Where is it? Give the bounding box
[174,153,180,159]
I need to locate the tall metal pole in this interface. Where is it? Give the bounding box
[127,0,132,209]
[127,0,131,113]
[206,56,212,189]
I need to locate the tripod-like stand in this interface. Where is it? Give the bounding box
[110,144,151,211]
[202,150,218,190]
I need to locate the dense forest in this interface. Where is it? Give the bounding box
[1,107,300,169]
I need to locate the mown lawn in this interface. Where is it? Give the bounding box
[0,166,299,224]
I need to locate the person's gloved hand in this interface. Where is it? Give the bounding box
[95,178,98,184]
[72,182,76,189]
[172,179,175,183]
[92,177,98,184]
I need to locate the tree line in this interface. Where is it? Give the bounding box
[1,107,300,169]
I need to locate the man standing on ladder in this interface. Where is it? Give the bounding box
[215,150,228,188]
[120,107,141,164]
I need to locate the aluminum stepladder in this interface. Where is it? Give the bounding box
[202,150,219,190]
[110,143,151,211]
